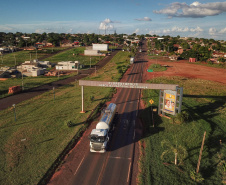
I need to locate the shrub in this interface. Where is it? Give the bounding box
[171,111,189,124]
[190,170,204,182]
[89,95,94,102]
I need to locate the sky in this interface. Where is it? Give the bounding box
[1,0,226,40]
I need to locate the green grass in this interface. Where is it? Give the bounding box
[0,47,68,67]
[0,73,77,99]
[139,76,226,185]
[0,51,131,185]
[44,47,104,66]
[0,47,105,99]
[148,64,167,72]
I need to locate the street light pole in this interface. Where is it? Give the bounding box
[22,70,24,91]
[90,56,91,68]
[53,87,55,101]
[12,104,16,121]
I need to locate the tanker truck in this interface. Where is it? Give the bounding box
[89,103,117,153]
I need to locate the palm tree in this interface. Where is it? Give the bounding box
[161,139,188,165]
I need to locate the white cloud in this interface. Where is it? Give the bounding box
[219,28,226,34]
[151,26,204,35]
[0,25,13,32]
[135,17,152,21]
[209,27,226,37]
[171,26,189,32]
[134,28,140,33]
[99,18,116,30]
[154,1,226,18]
[190,26,203,32]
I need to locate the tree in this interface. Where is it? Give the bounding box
[161,139,188,165]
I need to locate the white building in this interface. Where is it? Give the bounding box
[92,44,108,51]
[84,50,99,56]
[56,61,80,70]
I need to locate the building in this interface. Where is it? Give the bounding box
[84,50,99,56]
[56,61,80,70]
[92,44,108,51]
[189,58,196,63]
[16,59,52,77]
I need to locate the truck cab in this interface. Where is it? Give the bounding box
[90,129,109,153]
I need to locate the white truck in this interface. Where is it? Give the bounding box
[89,103,117,153]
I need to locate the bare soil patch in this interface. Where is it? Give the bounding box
[143,56,226,84]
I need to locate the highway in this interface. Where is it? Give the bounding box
[48,41,146,185]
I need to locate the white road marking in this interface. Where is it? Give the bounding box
[109,156,131,160]
[133,120,136,140]
[74,155,85,175]
[127,162,132,182]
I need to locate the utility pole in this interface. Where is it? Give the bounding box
[90,56,91,68]
[14,54,16,67]
[22,70,24,91]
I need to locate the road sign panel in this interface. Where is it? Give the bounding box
[149,99,154,104]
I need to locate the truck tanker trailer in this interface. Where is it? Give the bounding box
[89,103,117,153]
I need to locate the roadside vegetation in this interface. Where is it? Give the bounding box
[139,76,226,185]
[0,51,131,185]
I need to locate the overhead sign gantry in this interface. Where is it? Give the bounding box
[79,80,183,116]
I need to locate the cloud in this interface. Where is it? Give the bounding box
[135,17,152,21]
[154,1,226,18]
[99,18,117,30]
[152,26,204,35]
[163,26,203,34]
[209,27,226,37]
[0,25,13,32]
[219,27,226,34]
[209,27,217,35]
[134,28,140,33]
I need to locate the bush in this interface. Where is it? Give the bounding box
[89,95,94,102]
[171,111,189,124]
[66,120,73,127]
[190,170,204,182]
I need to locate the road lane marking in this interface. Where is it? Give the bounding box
[127,162,132,183]
[109,156,131,160]
[133,120,136,140]
[74,155,85,175]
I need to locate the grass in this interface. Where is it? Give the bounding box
[0,47,68,67]
[44,47,104,66]
[0,47,105,99]
[0,51,131,185]
[148,64,167,72]
[138,76,226,185]
[0,73,76,99]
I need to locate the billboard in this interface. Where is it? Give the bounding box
[163,90,176,115]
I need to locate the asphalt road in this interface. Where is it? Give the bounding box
[47,41,147,185]
[0,49,121,111]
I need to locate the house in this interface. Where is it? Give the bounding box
[169,55,179,61]
[16,59,52,77]
[22,67,45,77]
[189,58,196,63]
[177,48,184,54]
[35,43,44,48]
[56,61,80,70]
